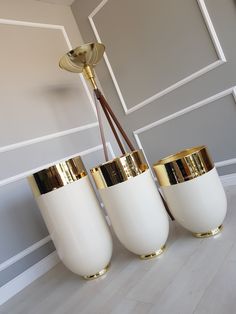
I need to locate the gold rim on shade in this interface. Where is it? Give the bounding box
[153,145,214,187]
[28,156,87,197]
[90,150,148,189]
[59,42,105,73]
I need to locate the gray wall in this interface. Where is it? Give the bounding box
[0,0,119,289]
[72,0,236,175]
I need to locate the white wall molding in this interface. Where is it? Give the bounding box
[0,251,59,306]
[0,122,98,153]
[0,18,96,152]
[134,87,236,171]
[196,0,226,61]
[134,87,235,136]
[0,142,115,187]
[220,173,236,187]
[89,0,226,114]
[0,236,51,272]
[215,158,236,168]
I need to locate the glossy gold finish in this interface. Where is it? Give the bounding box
[28,156,87,197]
[193,224,223,238]
[83,264,109,280]
[140,245,166,260]
[90,150,148,189]
[153,145,214,187]
[83,65,98,89]
[59,42,105,89]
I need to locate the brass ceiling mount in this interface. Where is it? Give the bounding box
[59,42,105,89]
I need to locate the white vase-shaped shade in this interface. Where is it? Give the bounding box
[91,150,169,257]
[161,168,227,233]
[153,146,227,235]
[28,157,113,278]
[100,170,169,255]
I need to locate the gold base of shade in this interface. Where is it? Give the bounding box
[83,264,110,280]
[140,245,166,260]
[193,224,223,238]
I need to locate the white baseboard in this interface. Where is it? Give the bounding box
[220,173,236,187]
[0,251,59,306]
[0,236,51,272]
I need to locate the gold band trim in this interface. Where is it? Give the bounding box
[90,150,148,189]
[28,156,87,197]
[153,145,214,187]
[83,264,109,280]
[193,225,223,238]
[140,245,166,260]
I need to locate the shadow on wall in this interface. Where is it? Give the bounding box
[33,83,83,131]
[0,179,49,262]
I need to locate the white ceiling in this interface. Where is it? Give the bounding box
[35,0,74,6]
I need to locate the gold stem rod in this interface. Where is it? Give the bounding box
[83,65,98,90]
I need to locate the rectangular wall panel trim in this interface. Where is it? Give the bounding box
[133,86,236,170]
[215,158,236,168]
[134,87,236,135]
[0,142,115,187]
[0,18,96,152]
[220,173,236,187]
[0,236,51,272]
[0,122,98,153]
[88,0,226,114]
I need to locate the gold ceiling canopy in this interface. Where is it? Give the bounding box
[59,42,105,73]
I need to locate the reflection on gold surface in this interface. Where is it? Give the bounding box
[83,264,110,280]
[140,245,166,260]
[91,150,148,189]
[28,156,86,196]
[193,225,223,238]
[153,146,214,187]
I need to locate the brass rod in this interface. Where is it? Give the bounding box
[88,77,98,90]
[84,67,126,155]
[93,91,109,161]
[97,93,126,155]
[94,89,135,152]
[83,65,98,90]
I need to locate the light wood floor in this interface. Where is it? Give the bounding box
[1,185,236,314]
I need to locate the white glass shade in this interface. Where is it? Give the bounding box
[154,146,227,236]
[100,170,169,256]
[28,157,113,279]
[161,168,227,234]
[91,150,169,258]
